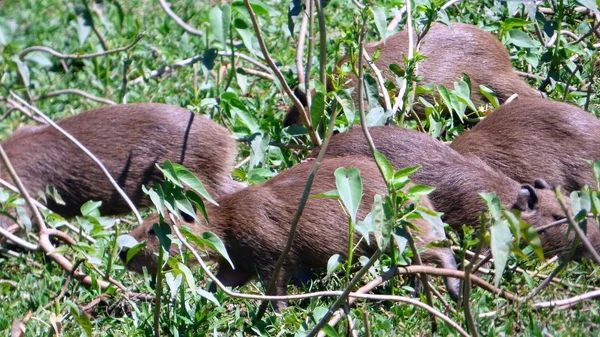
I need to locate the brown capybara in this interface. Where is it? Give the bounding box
[283,22,541,127]
[0,103,243,229]
[122,156,461,304]
[451,97,600,193]
[310,126,600,260]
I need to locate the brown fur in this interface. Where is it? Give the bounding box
[0,103,243,228]
[283,22,541,127]
[123,156,461,301]
[310,126,600,259]
[451,97,600,193]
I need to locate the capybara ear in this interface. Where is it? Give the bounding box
[533,178,551,190]
[513,184,539,212]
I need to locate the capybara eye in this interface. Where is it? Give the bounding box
[147,228,155,235]
[553,215,566,221]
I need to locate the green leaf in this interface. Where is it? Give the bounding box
[334,167,363,224]
[185,190,209,223]
[356,212,373,245]
[126,241,147,264]
[70,305,92,337]
[176,262,197,294]
[174,164,218,205]
[156,160,183,187]
[326,254,342,276]
[310,92,325,130]
[371,6,390,41]
[490,218,512,286]
[374,150,394,181]
[143,185,165,217]
[480,192,503,218]
[197,288,220,306]
[165,272,183,299]
[394,165,421,179]
[479,85,500,109]
[365,107,391,126]
[371,194,391,250]
[181,226,234,269]
[313,189,340,199]
[12,56,30,88]
[249,133,270,168]
[209,6,230,45]
[153,221,172,252]
[74,4,92,46]
[175,193,199,223]
[24,52,53,68]
[392,227,409,255]
[417,209,445,239]
[508,29,536,48]
[334,90,356,125]
[80,200,102,217]
[407,184,435,196]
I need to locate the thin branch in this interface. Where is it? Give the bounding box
[296,10,309,85]
[315,0,327,86]
[243,0,321,145]
[0,226,39,251]
[158,0,203,37]
[36,89,117,105]
[532,289,600,309]
[362,48,391,111]
[219,51,270,72]
[8,93,143,225]
[19,34,144,60]
[237,67,274,81]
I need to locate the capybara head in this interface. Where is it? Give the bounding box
[310,126,600,261]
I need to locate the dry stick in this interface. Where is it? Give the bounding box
[219,51,271,72]
[0,226,39,251]
[362,48,391,111]
[386,5,406,32]
[237,67,274,81]
[243,0,321,145]
[0,178,96,245]
[390,0,414,118]
[158,0,203,37]
[5,100,47,125]
[440,0,463,10]
[532,289,600,309]
[8,93,143,226]
[37,89,117,105]
[19,34,144,60]
[296,10,309,85]
[555,189,600,264]
[258,101,340,319]
[584,64,595,112]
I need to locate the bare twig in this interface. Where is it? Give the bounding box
[237,67,274,81]
[532,289,600,309]
[158,0,203,37]
[8,93,143,225]
[243,0,321,145]
[19,34,144,60]
[362,48,392,111]
[37,89,117,105]
[296,9,309,85]
[0,226,39,251]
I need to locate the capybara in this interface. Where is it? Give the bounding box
[0,103,243,229]
[283,22,541,127]
[451,97,600,193]
[122,156,461,304]
[310,126,600,259]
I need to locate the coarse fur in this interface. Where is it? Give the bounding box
[310,126,600,259]
[451,97,600,193]
[283,22,541,126]
[0,103,243,229]
[123,156,461,303]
